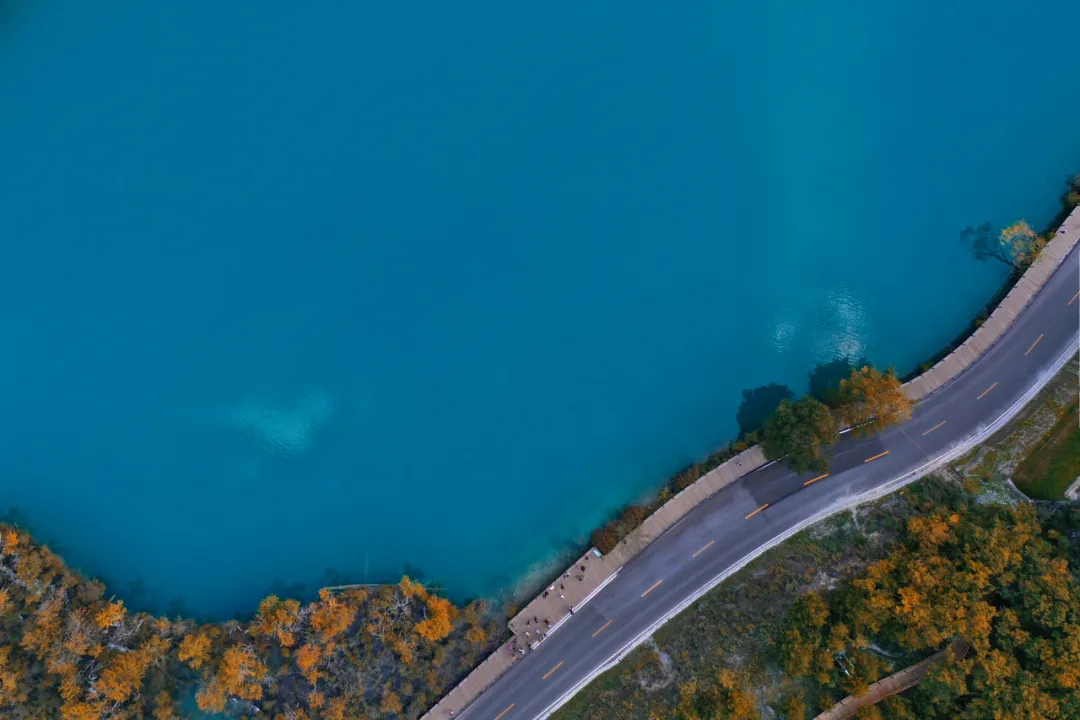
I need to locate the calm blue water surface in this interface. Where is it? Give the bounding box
[1,1,1078,617]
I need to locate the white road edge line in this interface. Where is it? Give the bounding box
[532,337,1079,720]
[545,569,621,636]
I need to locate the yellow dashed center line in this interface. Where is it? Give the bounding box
[803,473,829,487]
[864,450,890,464]
[1025,333,1044,355]
[977,382,998,400]
[922,420,947,436]
[1069,290,1079,305]
[692,540,715,558]
[592,620,613,638]
[641,579,663,598]
[494,703,515,720]
[743,505,768,520]
[542,661,564,680]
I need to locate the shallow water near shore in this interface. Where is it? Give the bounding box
[1,1,1079,618]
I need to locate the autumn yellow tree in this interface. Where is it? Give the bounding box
[194,680,228,713]
[999,220,1046,269]
[309,588,360,642]
[295,642,323,684]
[380,687,404,715]
[0,528,18,556]
[838,365,911,437]
[465,625,488,645]
[95,646,152,703]
[415,594,455,642]
[250,595,301,647]
[60,699,103,720]
[197,644,268,711]
[153,690,178,720]
[177,632,212,669]
[0,645,28,706]
[962,218,1049,270]
[93,600,126,630]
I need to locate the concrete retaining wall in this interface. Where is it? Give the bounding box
[903,208,1080,401]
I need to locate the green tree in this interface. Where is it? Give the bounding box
[762,397,838,473]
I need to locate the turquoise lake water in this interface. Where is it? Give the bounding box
[1,1,1079,618]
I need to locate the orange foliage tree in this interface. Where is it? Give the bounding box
[93,599,126,630]
[250,595,302,647]
[415,594,456,642]
[177,632,212,669]
[309,588,360,642]
[2,523,480,719]
[839,365,911,438]
[96,646,152,703]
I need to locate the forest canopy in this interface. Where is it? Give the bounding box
[0,525,500,719]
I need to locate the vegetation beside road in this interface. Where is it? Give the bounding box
[556,474,1080,720]
[562,358,1080,720]
[1014,404,1080,500]
[762,396,838,474]
[762,364,909,473]
[596,361,913,554]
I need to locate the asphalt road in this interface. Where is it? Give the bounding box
[461,245,1080,720]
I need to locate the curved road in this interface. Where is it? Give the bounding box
[461,244,1080,720]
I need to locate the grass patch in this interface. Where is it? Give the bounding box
[1013,405,1080,499]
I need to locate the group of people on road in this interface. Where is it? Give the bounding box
[509,557,593,659]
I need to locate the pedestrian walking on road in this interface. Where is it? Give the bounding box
[559,593,565,599]
[569,606,575,615]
